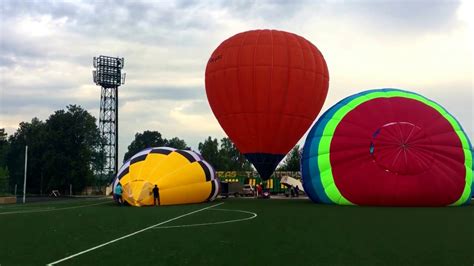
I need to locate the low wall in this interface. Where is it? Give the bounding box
[0,196,16,204]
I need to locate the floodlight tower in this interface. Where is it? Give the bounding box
[93,55,126,182]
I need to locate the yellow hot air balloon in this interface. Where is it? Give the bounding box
[112,147,220,206]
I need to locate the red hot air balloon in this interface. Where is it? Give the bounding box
[205,29,329,179]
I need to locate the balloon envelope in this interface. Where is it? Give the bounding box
[301,89,473,206]
[113,147,220,206]
[205,29,329,179]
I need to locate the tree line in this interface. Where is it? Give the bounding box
[0,105,102,195]
[126,133,301,172]
[0,105,301,195]
[123,132,252,171]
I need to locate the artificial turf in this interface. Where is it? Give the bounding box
[0,197,472,265]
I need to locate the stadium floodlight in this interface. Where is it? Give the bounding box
[93,55,125,183]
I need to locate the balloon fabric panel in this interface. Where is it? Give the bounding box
[333,96,465,206]
[157,162,208,189]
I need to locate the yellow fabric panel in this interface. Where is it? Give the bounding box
[135,153,168,180]
[119,172,131,186]
[147,152,190,180]
[160,181,212,206]
[156,162,206,189]
[129,160,146,181]
[122,181,154,207]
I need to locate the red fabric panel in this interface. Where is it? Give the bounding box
[330,97,466,206]
[205,29,329,154]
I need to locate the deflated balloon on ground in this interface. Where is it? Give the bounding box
[301,88,473,206]
[113,147,219,206]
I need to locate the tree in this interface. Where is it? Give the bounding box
[6,106,102,195]
[123,131,188,161]
[123,131,166,162]
[219,137,252,171]
[197,137,251,171]
[42,105,102,193]
[7,118,47,194]
[277,145,301,171]
[166,137,187,150]
[0,128,8,167]
[0,166,9,195]
[198,137,221,169]
[0,129,9,194]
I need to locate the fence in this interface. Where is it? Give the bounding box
[217,171,300,194]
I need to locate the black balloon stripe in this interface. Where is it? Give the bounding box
[175,150,196,162]
[150,148,173,155]
[117,167,129,180]
[198,161,211,182]
[207,180,216,201]
[130,154,148,164]
[212,180,220,200]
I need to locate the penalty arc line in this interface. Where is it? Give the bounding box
[46,202,224,265]
[154,208,257,229]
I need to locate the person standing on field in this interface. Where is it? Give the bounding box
[115,183,123,205]
[152,185,160,206]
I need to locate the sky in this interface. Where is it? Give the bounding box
[1,0,473,166]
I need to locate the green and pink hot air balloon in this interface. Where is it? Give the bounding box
[302,89,473,206]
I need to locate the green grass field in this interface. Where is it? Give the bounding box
[0,197,473,266]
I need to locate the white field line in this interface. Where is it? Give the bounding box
[0,207,56,212]
[46,202,224,266]
[0,206,52,210]
[0,200,110,215]
[154,208,257,229]
[0,197,109,209]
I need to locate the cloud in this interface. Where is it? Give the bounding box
[0,0,472,168]
[121,86,203,102]
[333,0,460,34]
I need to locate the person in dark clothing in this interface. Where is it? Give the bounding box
[152,185,160,206]
[294,185,300,197]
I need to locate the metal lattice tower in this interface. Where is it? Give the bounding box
[93,55,126,182]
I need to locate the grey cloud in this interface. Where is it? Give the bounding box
[213,0,461,35]
[0,0,78,20]
[1,37,45,62]
[2,0,462,42]
[1,0,217,46]
[67,1,214,44]
[215,0,313,25]
[0,55,16,67]
[336,0,461,34]
[122,86,205,102]
[179,99,212,114]
[0,92,98,112]
[1,0,471,164]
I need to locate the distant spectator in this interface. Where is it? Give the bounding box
[295,185,300,197]
[257,183,263,197]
